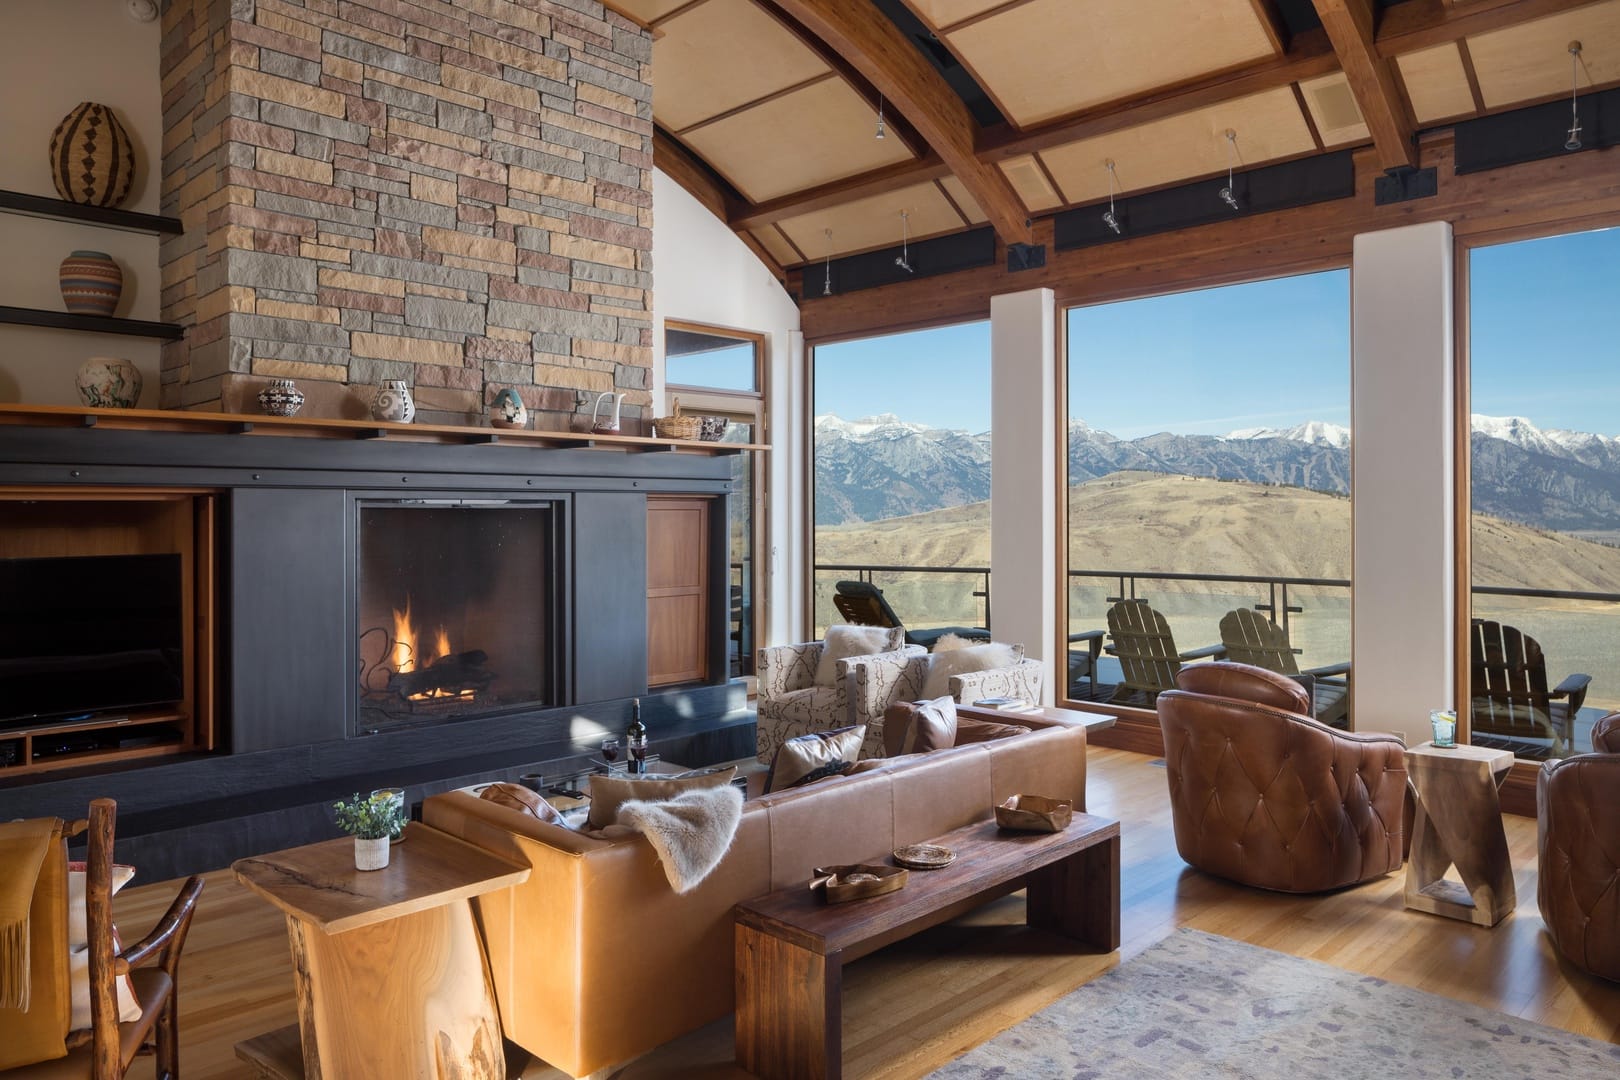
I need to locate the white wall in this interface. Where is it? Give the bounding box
[650,169,805,647]
[0,1,161,408]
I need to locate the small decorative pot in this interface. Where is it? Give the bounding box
[49,103,137,208]
[59,251,123,316]
[354,835,390,871]
[258,378,305,417]
[371,379,415,423]
[75,357,141,409]
[489,388,528,429]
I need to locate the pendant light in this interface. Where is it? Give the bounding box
[1102,159,1122,235]
[875,94,887,140]
[894,211,914,274]
[822,229,833,296]
[1565,41,1584,152]
[1218,129,1241,211]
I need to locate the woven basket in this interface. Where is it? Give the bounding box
[657,399,702,441]
[49,103,136,208]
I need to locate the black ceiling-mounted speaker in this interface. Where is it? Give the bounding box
[1007,243,1046,272]
[1374,166,1438,205]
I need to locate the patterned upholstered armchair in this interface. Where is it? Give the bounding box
[755,633,925,763]
[853,644,1045,757]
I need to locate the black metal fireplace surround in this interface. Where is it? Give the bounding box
[0,417,748,879]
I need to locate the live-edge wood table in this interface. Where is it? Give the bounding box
[734,812,1121,1080]
[1404,741,1518,927]
[230,822,530,1080]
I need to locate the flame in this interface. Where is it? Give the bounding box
[392,600,417,673]
[433,626,452,665]
[390,597,474,702]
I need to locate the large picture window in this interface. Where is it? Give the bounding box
[1467,226,1620,761]
[1065,271,1353,724]
[811,321,991,643]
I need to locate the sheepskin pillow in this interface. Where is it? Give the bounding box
[814,625,905,686]
[587,767,738,830]
[921,642,1016,699]
[765,725,867,793]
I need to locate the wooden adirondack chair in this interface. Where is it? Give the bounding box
[1218,608,1351,729]
[1469,619,1590,757]
[1104,599,1225,704]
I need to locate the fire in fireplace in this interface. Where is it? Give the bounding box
[356,501,558,732]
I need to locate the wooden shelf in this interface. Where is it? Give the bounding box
[0,403,770,455]
[0,305,186,340]
[0,189,183,235]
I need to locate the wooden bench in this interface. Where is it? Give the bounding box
[734,813,1121,1080]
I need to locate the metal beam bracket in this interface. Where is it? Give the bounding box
[1373,165,1437,205]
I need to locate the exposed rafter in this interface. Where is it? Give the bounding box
[765,0,1033,246]
[1312,0,1418,170]
[732,156,951,230]
[1376,0,1602,54]
[653,128,788,280]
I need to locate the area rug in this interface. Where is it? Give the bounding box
[929,928,1620,1079]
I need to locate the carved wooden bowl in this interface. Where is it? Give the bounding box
[995,794,1074,833]
[811,863,908,903]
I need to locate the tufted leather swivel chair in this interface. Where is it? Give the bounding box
[1158,662,1409,893]
[1538,711,1620,982]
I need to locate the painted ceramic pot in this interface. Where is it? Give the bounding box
[49,103,137,208]
[257,378,305,417]
[489,388,528,429]
[59,251,123,316]
[75,357,141,409]
[371,379,415,423]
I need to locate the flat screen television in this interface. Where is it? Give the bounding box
[0,553,185,727]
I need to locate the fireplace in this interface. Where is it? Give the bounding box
[356,500,559,732]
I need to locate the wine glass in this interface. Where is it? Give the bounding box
[628,733,648,773]
[600,737,622,765]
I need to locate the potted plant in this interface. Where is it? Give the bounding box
[333,792,407,870]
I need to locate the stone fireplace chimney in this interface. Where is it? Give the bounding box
[158,0,653,428]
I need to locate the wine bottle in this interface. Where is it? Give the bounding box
[626,697,648,774]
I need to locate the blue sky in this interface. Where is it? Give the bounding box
[813,225,1619,438]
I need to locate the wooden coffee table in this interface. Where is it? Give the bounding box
[1404,741,1517,927]
[734,813,1120,1080]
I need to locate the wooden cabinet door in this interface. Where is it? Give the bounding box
[646,497,710,687]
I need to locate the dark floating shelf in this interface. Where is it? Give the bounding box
[0,189,184,235]
[0,305,186,340]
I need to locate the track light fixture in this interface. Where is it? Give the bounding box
[1565,41,1584,152]
[875,94,887,140]
[1218,130,1241,211]
[894,211,914,273]
[1102,159,1122,235]
[822,230,833,296]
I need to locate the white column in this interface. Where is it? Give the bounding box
[1351,221,1455,738]
[768,330,807,647]
[991,288,1058,704]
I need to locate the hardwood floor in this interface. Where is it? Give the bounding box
[111,747,1620,1079]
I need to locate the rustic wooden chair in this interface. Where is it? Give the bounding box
[1469,619,1590,757]
[7,799,203,1080]
[831,580,989,651]
[1104,599,1225,705]
[1218,608,1351,729]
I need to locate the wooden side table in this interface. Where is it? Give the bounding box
[1404,742,1517,927]
[231,823,529,1079]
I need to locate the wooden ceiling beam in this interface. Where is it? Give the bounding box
[731,155,952,230]
[653,128,788,280]
[1376,0,1601,55]
[765,0,1033,246]
[1312,0,1419,170]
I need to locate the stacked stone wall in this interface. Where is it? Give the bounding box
[159,0,652,427]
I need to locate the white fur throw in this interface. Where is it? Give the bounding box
[612,785,744,894]
[814,624,904,686]
[922,641,1016,699]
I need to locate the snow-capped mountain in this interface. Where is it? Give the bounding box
[1226,421,1351,449]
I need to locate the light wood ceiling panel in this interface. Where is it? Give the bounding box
[652,0,830,132]
[1467,0,1620,109]
[680,78,916,203]
[938,175,989,224]
[1298,72,1371,146]
[904,0,1012,29]
[999,154,1064,211]
[1039,86,1316,205]
[609,0,695,24]
[1395,44,1478,122]
[777,181,965,260]
[751,227,802,266]
[945,0,1278,127]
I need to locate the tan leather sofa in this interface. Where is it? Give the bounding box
[423,713,1089,1079]
[1538,711,1620,982]
[1157,662,1409,894]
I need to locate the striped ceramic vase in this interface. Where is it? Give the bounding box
[48,102,136,208]
[59,251,123,317]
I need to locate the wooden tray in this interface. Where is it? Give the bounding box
[892,843,957,870]
[810,864,908,903]
[995,794,1073,833]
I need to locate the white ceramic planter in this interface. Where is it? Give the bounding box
[354,835,391,871]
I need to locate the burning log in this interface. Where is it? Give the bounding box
[386,649,495,701]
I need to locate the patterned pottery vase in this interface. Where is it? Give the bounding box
[58,251,123,316]
[75,357,142,409]
[371,379,415,423]
[257,378,305,417]
[49,103,137,208]
[489,388,528,429]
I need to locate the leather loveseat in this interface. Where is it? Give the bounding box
[1157,661,1409,893]
[1538,710,1620,982]
[423,713,1089,1079]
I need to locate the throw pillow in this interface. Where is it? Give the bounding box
[921,642,1017,699]
[67,861,136,949]
[898,696,958,755]
[479,783,570,828]
[813,625,904,687]
[955,719,1032,744]
[587,767,738,830]
[68,932,142,1030]
[765,725,866,793]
